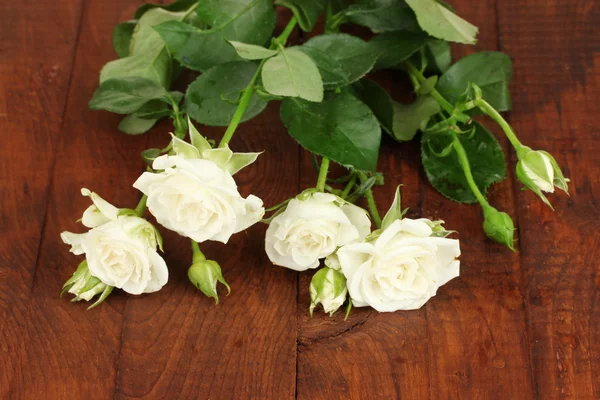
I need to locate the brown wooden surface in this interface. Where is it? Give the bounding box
[1,1,598,399]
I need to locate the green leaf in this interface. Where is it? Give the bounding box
[276,0,327,32]
[155,0,276,71]
[423,40,452,74]
[341,0,421,33]
[352,79,440,142]
[351,79,393,133]
[391,96,440,141]
[118,114,159,135]
[185,61,268,126]
[293,47,350,89]
[262,48,324,102]
[405,0,478,44]
[89,77,167,114]
[228,41,279,60]
[436,52,513,112]
[134,0,199,19]
[421,121,506,203]
[304,34,376,84]
[369,31,429,69]
[280,91,381,172]
[112,21,136,58]
[132,100,171,119]
[101,9,184,88]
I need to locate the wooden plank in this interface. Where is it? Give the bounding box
[296,67,432,400]
[12,1,151,398]
[497,1,600,398]
[0,0,83,397]
[419,1,535,398]
[112,10,299,399]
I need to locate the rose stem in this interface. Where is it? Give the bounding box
[315,157,330,192]
[219,17,298,148]
[358,172,382,229]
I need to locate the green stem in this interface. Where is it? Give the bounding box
[474,98,523,150]
[315,157,330,192]
[358,172,382,229]
[218,58,266,148]
[403,61,468,123]
[341,173,357,199]
[451,132,490,209]
[134,195,148,217]
[219,17,298,148]
[275,16,298,45]
[180,2,200,21]
[191,240,206,264]
[168,94,185,138]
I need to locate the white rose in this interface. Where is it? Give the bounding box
[265,192,371,271]
[134,154,264,243]
[336,218,460,312]
[61,189,168,295]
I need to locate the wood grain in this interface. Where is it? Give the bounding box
[9,1,149,398]
[498,1,600,398]
[419,1,534,399]
[0,0,83,397]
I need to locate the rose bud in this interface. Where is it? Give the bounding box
[516,147,569,208]
[309,267,348,316]
[483,207,516,251]
[188,259,230,304]
[61,260,113,309]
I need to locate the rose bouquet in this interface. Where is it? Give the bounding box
[61,0,568,316]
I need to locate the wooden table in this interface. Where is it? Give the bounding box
[1,1,599,398]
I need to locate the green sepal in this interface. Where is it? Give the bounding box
[141,148,162,165]
[187,117,212,153]
[381,185,403,230]
[87,286,114,310]
[61,260,89,296]
[540,150,569,194]
[345,298,353,321]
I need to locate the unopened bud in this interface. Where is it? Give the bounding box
[483,207,516,251]
[61,260,113,309]
[188,260,230,304]
[309,267,348,316]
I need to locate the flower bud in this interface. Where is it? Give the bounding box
[309,267,348,316]
[483,207,516,251]
[516,147,569,207]
[188,259,230,304]
[61,261,113,309]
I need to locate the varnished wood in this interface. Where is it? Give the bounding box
[1,1,598,399]
[498,2,600,398]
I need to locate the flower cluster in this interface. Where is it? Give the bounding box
[60,0,570,317]
[266,187,461,315]
[61,121,264,306]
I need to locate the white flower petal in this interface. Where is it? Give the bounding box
[81,188,118,221]
[233,194,265,234]
[60,231,86,255]
[143,250,169,293]
[81,205,111,228]
[341,203,371,241]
